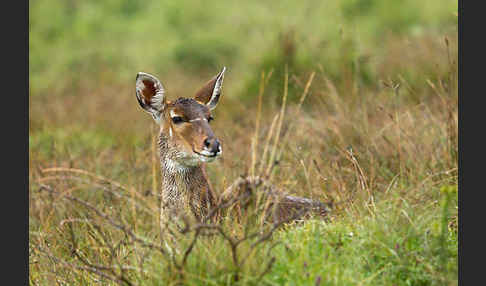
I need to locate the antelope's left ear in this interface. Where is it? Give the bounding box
[135,72,167,122]
[194,66,226,110]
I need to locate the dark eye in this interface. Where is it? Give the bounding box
[171,116,184,124]
[208,116,214,123]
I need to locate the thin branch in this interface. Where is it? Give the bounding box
[39,184,168,257]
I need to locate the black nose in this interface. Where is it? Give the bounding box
[203,138,220,154]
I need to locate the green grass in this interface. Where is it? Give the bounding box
[267,188,457,285]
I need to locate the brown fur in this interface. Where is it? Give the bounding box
[158,131,217,223]
[194,77,218,105]
[141,79,157,103]
[136,69,330,229]
[160,98,215,157]
[155,97,220,226]
[220,176,330,223]
[156,97,329,225]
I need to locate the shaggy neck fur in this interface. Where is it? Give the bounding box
[158,133,216,223]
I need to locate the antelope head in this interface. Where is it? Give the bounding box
[135,67,226,167]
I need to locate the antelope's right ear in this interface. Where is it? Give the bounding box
[135,72,166,122]
[194,66,226,110]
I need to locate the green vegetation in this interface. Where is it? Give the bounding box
[30,0,458,285]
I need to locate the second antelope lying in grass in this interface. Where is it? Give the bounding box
[135,67,330,226]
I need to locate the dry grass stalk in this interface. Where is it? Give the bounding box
[266,64,289,177]
[250,71,266,177]
[276,71,317,162]
[258,113,280,174]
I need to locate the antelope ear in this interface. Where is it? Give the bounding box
[135,72,167,122]
[194,66,226,110]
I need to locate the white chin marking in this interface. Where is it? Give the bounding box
[196,150,222,163]
[173,151,221,167]
[198,155,216,163]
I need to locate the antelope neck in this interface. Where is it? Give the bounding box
[158,133,210,193]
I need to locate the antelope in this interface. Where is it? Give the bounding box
[135,67,330,227]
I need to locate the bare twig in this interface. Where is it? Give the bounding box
[38,184,168,257]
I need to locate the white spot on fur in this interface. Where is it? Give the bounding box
[170,110,182,118]
[152,114,161,124]
[189,118,207,122]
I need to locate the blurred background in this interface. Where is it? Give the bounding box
[29,0,457,105]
